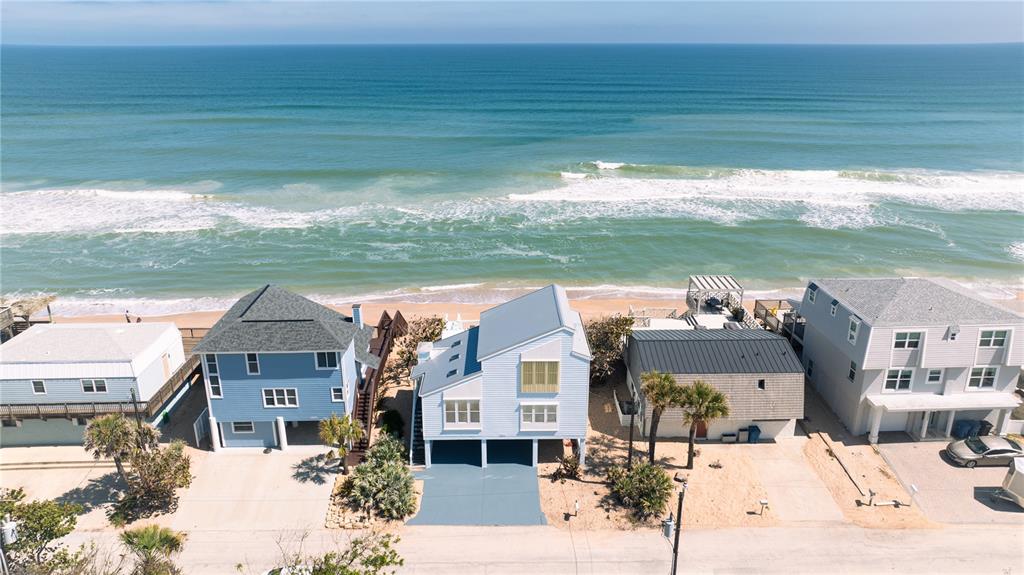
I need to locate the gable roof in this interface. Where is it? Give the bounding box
[811,278,1022,327]
[476,284,589,359]
[192,285,379,368]
[627,329,804,375]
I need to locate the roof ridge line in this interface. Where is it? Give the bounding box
[238,284,272,318]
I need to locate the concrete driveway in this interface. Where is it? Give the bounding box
[878,434,1024,524]
[408,441,546,526]
[746,439,845,523]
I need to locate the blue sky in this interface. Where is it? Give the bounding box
[2,1,1022,45]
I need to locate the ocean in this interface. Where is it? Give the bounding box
[1,44,1022,315]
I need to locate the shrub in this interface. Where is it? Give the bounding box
[365,434,407,466]
[380,409,405,439]
[348,460,417,520]
[555,454,581,481]
[607,461,673,519]
[584,316,634,385]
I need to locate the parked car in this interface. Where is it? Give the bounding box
[945,436,1024,468]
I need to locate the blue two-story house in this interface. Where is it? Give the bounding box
[193,285,380,450]
[411,285,592,467]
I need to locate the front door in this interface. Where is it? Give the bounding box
[696,420,708,439]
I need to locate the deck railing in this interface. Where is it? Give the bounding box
[1,401,150,420]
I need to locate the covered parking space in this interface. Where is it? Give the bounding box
[866,392,1020,444]
[426,438,551,467]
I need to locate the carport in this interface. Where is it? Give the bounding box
[426,438,542,467]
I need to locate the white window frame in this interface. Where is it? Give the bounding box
[32,380,46,395]
[330,387,345,403]
[262,388,299,408]
[520,402,558,431]
[246,353,260,375]
[81,379,108,394]
[443,399,481,429]
[893,332,922,350]
[520,361,560,393]
[884,369,913,393]
[808,286,817,304]
[847,317,861,345]
[315,351,339,370]
[232,421,255,434]
[847,361,857,382]
[927,368,943,383]
[205,354,222,398]
[978,330,1008,348]
[967,366,998,390]
[830,301,838,317]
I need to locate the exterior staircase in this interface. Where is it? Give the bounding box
[350,310,408,459]
[409,381,425,465]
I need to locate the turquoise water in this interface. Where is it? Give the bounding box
[1,45,1022,313]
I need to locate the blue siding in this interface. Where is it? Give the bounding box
[0,377,139,405]
[208,351,353,423]
[0,418,88,447]
[219,420,277,448]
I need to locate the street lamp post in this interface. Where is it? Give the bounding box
[670,485,686,575]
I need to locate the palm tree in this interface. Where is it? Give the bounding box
[83,413,160,485]
[680,380,730,469]
[120,524,186,575]
[640,371,685,464]
[319,413,365,474]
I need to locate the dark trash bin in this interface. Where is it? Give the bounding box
[968,420,982,437]
[952,420,973,439]
[747,425,761,443]
[978,420,994,436]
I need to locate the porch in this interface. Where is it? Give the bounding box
[865,392,1021,444]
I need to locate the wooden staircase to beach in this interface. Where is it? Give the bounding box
[350,310,408,458]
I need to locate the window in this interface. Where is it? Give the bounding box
[806,359,814,377]
[1,420,20,428]
[246,353,260,375]
[331,387,344,402]
[262,388,298,407]
[449,354,460,362]
[82,379,107,393]
[847,317,860,345]
[808,285,817,303]
[830,300,838,317]
[32,380,46,394]
[520,361,559,393]
[894,332,921,349]
[979,330,1008,348]
[315,352,338,369]
[444,400,480,426]
[968,367,997,389]
[521,404,558,429]
[205,354,222,398]
[884,369,913,392]
[848,362,857,382]
[757,379,766,390]
[446,369,458,377]
[927,369,943,383]
[232,421,255,434]
[451,340,461,348]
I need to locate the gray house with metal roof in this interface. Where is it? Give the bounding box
[797,278,1023,443]
[625,329,805,440]
[194,285,379,450]
[411,285,592,467]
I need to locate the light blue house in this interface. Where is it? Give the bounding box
[0,323,186,447]
[411,285,592,467]
[193,286,380,450]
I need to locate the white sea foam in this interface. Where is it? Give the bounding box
[559,172,590,180]
[1008,242,1024,264]
[590,161,626,170]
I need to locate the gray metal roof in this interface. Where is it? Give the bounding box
[192,285,379,368]
[476,284,589,359]
[627,329,804,375]
[415,326,483,396]
[811,278,1022,327]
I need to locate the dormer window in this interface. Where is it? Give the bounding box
[847,317,861,345]
[808,284,818,304]
[830,300,838,317]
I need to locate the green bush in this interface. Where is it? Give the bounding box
[366,434,407,466]
[348,460,417,520]
[380,409,405,439]
[607,461,673,519]
[555,454,581,481]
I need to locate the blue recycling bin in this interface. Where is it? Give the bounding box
[747,425,761,443]
[952,420,973,439]
[968,420,982,438]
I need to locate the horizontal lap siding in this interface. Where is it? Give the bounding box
[642,373,802,431]
[0,418,88,447]
[1,377,139,405]
[209,352,347,423]
[220,420,277,448]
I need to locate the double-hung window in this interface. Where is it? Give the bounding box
[847,362,857,382]
[884,369,912,392]
[847,317,861,345]
[82,379,107,393]
[520,361,559,393]
[894,332,921,349]
[830,300,838,317]
[808,285,817,304]
[205,354,222,398]
[246,353,260,375]
[806,359,814,377]
[315,352,338,369]
[927,369,943,383]
[968,367,997,389]
[444,400,480,427]
[263,388,298,407]
[32,380,46,394]
[521,404,558,430]
[979,330,1007,348]
[331,387,345,402]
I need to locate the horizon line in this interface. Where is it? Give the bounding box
[5,41,1024,48]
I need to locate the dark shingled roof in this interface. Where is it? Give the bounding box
[192,285,379,368]
[628,329,803,375]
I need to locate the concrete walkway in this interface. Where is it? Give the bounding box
[408,462,546,525]
[748,439,845,523]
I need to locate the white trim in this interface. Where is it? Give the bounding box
[262,387,300,408]
[520,402,558,431]
[443,399,481,429]
[31,380,46,395]
[330,387,345,403]
[231,421,256,434]
[245,353,260,375]
[315,351,340,370]
[892,331,922,350]
[883,368,914,393]
[419,373,483,397]
[978,328,1010,348]
[926,368,944,384]
[81,378,108,394]
[966,366,998,390]
[476,326,570,362]
[847,316,861,345]
[204,354,223,399]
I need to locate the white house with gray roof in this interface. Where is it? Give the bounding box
[411,285,592,467]
[625,329,805,441]
[797,278,1023,443]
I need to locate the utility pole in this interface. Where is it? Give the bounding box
[670,486,686,575]
[626,401,636,470]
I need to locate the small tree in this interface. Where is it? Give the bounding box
[641,371,685,463]
[125,440,192,513]
[347,437,416,520]
[680,380,730,470]
[364,434,406,466]
[5,498,82,566]
[320,413,365,474]
[606,461,673,520]
[376,316,445,416]
[120,525,186,575]
[83,413,160,485]
[584,316,634,385]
